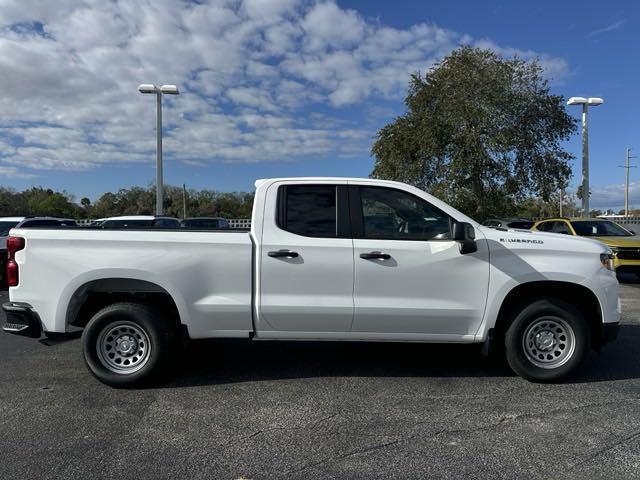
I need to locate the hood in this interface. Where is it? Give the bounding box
[477,225,609,254]
[591,236,640,248]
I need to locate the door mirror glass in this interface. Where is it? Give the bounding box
[452,222,475,241]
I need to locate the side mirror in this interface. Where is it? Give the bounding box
[452,221,477,254]
[452,221,475,241]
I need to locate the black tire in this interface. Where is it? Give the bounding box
[505,298,589,382]
[82,302,175,387]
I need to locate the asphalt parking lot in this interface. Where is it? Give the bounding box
[1,281,639,480]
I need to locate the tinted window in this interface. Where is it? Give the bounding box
[0,221,20,236]
[536,222,552,231]
[508,220,534,229]
[549,221,571,234]
[571,220,631,237]
[20,219,69,227]
[279,185,337,238]
[182,218,229,229]
[153,218,180,228]
[102,219,154,228]
[359,187,451,241]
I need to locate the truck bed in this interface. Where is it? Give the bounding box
[9,227,254,338]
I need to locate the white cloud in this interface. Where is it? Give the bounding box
[589,20,624,37]
[0,0,571,176]
[591,181,640,209]
[473,39,570,83]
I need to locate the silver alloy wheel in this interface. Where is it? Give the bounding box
[96,321,151,374]
[522,316,576,369]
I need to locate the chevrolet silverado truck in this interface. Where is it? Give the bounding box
[2,178,620,386]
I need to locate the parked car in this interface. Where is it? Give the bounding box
[100,215,181,229]
[532,217,640,277]
[483,218,535,229]
[180,217,230,229]
[3,178,619,386]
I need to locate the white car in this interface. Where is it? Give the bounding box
[2,178,620,386]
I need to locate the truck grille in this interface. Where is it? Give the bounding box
[616,248,640,260]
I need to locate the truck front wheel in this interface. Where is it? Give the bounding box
[82,302,174,387]
[505,299,589,382]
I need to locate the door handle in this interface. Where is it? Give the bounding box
[268,249,299,258]
[360,251,391,260]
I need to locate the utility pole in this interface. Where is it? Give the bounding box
[559,188,564,217]
[182,183,187,219]
[620,148,637,216]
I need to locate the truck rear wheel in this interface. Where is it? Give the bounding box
[504,299,589,382]
[82,302,174,387]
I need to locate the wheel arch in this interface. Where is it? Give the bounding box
[493,281,604,349]
[64,276,186,333]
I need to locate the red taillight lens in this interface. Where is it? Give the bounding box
[6,236,25,287]
[6,260,18,287]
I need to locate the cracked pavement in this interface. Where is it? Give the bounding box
[1,279,639,480]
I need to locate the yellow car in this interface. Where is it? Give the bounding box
[532,218,640,276]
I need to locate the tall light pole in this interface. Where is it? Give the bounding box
[567,96,604,217]
[620,148,637,216]
[138,84,179,215]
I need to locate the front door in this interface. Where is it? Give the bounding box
[350,185,490,338]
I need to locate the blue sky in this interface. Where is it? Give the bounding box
[0,0,637,209]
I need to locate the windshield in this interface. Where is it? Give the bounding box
[571,220,632,237]
[0,221,19,236]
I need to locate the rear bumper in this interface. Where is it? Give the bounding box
[2,302,42,338]
[601,322,620,346]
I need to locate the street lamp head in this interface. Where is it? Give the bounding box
[160,85,179,95]
[587,97,604,106]
[567,96,587,105]
[138,84,157,94]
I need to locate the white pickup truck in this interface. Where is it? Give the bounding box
[2,178,620,386]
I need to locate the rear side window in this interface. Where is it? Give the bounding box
[550,222,571,235]
[278,185,337,238]
[536,222,552,231]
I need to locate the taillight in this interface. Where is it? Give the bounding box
[6,236,25,287]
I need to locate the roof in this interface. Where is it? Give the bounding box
[538,217,613,222]
[103,215,156,221]
[254,177,410,187]
[0,217,25,222]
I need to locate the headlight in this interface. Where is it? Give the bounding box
[610,246,619,256]
[600,253,615,271]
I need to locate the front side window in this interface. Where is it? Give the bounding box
[536,221,552,232]
[278,185,337,238]
[359,187,451,241]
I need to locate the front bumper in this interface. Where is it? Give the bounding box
[601,322,620,346]
[2,302,42,338]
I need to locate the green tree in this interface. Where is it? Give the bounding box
[371,46,576,219]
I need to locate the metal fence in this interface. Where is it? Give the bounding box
[228,218,251,229]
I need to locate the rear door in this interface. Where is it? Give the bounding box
[350,184,490,338]
[258,181,354,334]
